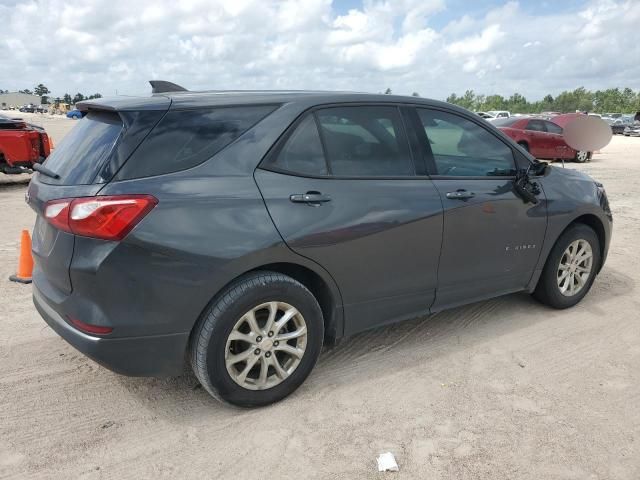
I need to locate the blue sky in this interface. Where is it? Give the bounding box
[333,0,589,29]
[1,0,638,100]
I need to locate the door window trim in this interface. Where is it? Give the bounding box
[408,105,521,180]
[259,102,424,180]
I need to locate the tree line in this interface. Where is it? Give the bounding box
[383,86,640,114]
[0,84,102,105]
[442,87,640,114]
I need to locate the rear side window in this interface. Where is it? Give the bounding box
[316,106,414,177]
[269,115,327,176]
[544,121,563,134]
[41,111,123,185]
[526,120,546,132]
[120,105,276,179]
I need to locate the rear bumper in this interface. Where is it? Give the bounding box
[33,286,189,377]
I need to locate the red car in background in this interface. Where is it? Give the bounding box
[494,115,591,163]
[0,114,52,174]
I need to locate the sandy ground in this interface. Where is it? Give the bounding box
[1,114,639,479]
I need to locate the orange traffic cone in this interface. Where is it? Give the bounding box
[9,230,34,284]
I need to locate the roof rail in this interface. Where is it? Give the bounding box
[149,80,188,94]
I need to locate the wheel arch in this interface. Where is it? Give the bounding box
[529,212,607,292]
[547,213,607,274]
[189,259,344,349]
[247,262,341,344]
[570,214,606,272]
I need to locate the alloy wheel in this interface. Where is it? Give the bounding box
[576,151,589,162]
[557,239,593,296]
[225,302,308,390]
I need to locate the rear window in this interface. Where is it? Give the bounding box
[41,111,123,184]
[118,105,277,179]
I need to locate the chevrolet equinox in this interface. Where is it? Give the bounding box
[28,82,612,407]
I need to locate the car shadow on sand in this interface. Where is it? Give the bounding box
[113,265,634,416]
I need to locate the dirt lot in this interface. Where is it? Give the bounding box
[1,114,639,479]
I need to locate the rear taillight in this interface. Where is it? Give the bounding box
[43,195,158,241]
[30,135,40,160]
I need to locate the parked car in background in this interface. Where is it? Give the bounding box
[486,110,510,119]
[19,105,36,113]
[0,114,52,174]
[606,117,632,135]
[623,122,640,137]
[28,84,611,406]
[36,105,48,114]
[494,115,591,162]
[66,109,83,119]
[476,111,493,119]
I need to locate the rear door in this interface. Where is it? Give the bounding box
[543,120,572,159]
[524,119,550,158]
[255,104,443,335]
[411,107,547,310]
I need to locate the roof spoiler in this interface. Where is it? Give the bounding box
[149,80,188,94]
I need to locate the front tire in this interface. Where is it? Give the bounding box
[190,271,324,407]
[533,224,601,309]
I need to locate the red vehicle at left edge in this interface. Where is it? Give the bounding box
[0,114,52,174]
[493,115,591,163]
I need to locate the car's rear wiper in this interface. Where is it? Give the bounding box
[32,163,60,179]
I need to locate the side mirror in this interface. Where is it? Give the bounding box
[513,171,540,204]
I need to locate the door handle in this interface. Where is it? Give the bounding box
[290,192,332,204]
[446,190,475,200]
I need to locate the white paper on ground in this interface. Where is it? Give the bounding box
[376,452,399,472]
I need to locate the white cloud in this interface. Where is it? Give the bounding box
[446,25,504,56]
[0,0,639,100]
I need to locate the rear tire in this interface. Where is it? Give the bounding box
[533,224,601,309]
[575,151,590,163]
[190,271,324,407]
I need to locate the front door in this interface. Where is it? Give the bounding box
[255,105,443,335]
[412,107,547,310]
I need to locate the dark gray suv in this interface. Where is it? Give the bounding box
[28,83,612,407]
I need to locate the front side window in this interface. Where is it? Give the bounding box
[315,106,414,177]
[417,108,516,177]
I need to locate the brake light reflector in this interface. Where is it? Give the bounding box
[43,195,157,241]
[68,316,113,335]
